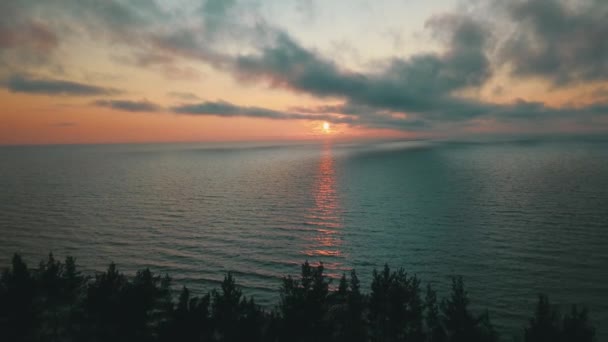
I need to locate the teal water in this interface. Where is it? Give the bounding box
[1,139,607,339]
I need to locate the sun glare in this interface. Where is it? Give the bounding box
[322,122,330,133]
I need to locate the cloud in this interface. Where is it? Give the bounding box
[3,0,608,134]
[0,3,60,68]
[226,15,491,123]
[172,100,350,122]
[201,0,238,35]
[0,0,164,72]
[0,21,58,52]
[500,0,608,84]
[4,74,120,96]
[5,0,492,123]
[590,87,608,101]
[171,100,430,129]
[167,91,201,100]
[164,4,605,131]
[295,0,315,22]
[47,0,162,44]
[93,99,161,112]
[123,8,498,130]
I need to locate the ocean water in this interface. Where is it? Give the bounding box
[1,139,607,339]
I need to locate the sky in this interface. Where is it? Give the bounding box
[1,0,607,145]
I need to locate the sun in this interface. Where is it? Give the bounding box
[322,121,330,133]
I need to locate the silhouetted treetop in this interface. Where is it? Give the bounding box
[0,253,597,342]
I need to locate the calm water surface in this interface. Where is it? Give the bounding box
[1,139,607,339]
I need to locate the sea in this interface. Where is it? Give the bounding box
[1,138,607,340]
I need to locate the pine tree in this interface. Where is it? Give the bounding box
[524,295,561,342]
[441,277,496,342]
[425,284,445,342]
[561,305,595,342]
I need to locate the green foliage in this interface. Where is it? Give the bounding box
[425,284,445,342]
[279,261,331,341]
[561,305,595,342]
[161,286,213,342]
[0,254,598,342]
[0,254,37,342]
[368,264,424,342]
[0,253,88,342]
[524,295,595,342]
[211,273,265,342]
[329,270,366,342]
[440,276,497,342]
[524,294,561,342]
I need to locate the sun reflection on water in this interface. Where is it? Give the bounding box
[303,143,344,269]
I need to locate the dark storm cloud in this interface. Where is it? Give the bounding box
[4,74,120,96]
[93,99,161,112]
[500,0,608,84]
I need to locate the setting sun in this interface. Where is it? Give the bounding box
[2,1,607,340]
[322,122,330,133]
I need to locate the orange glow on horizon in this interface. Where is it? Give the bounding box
[0,90,415,145]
